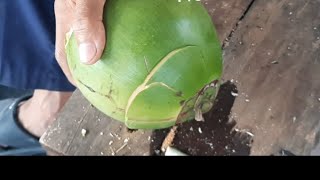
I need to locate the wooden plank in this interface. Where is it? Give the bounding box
[219,0,320,155]
[40,0,254,156]
[202,0,254,42]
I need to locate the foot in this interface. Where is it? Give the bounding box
[18,90,72,137]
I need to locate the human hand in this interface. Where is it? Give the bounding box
[54,0,107,85]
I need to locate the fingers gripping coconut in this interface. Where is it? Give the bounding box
[55,0,107,85]
[63,0,223,129]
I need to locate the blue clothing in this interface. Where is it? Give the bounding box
[0,0,75,91]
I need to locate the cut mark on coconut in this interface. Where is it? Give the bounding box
[78,80,96,93]
[125,45,195,123]
[145,82,178,93]
[78,79,118,107]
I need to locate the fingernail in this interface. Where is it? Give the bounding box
[79,42,96,63]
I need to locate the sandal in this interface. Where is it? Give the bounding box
[0,94,47,156]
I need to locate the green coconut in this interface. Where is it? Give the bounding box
[65,0,222,129]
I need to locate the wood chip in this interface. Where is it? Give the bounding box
[293,116,297,123]
[109,147,115,156]
[81,129,87,137]
[109,141,113,145]
[116,143,128,153]
[161,126,178,152]
[231,91,238,97]
[246,131,254,137]
[114,133,121,140]
[198,127,203,134]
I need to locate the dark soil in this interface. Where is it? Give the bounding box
[150,81,253,156]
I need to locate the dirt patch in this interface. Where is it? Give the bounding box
[151,81,253,156]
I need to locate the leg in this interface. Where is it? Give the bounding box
[18,90,72,137]
[0,88,73,156]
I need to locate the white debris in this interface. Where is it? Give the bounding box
[116,143,128,153]
[109,133,114,137]
[231,91,239,97]
[100,152,104,155]
[314,27,317,30]
[198,127,203,134]
[114,134,121,140]
[190,127,193,131]
[124,138,129,143]
[165,147,187,156]
[100,132,104,136]
[267,52,271,56]
[245,99,250,102]
[109,147,115,156]
[246,131,254,137]
[205,142,214,149]
[81,129,87,137]
[230,79,234,83]
[271,61,278,64]
[109,141,114,145]
[289,12,293,15]
[318,98,320,102]
[148,136,151,141]
[293,116,297,123]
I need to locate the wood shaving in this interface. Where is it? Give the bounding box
[161,126,177,152]
[81,129,87,137]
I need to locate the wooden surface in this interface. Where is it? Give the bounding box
[40,0,320,156]
[41,90,169,156]
[202,0,254,42]
[221,0,320,155]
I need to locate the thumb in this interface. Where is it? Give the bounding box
[73,0,106,64]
